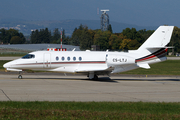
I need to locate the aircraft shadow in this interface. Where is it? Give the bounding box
[112,78,180,81]
[85,77,118,83]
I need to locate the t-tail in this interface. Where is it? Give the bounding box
[133,26,174,69]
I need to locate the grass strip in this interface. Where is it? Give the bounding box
[0,101,180,119]
[121,60,180,75]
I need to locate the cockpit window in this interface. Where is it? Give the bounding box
[22,54,35,59]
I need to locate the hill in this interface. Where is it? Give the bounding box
[0,18,157,36]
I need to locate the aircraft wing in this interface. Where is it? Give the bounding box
[75,66,114,75]
[75,67,113,72]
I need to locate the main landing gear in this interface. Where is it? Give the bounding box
[93,74,98,80]
[88,72,98,80]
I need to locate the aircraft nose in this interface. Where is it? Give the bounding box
[3,62,10,68]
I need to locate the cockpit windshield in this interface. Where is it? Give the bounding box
[22,54,35,59]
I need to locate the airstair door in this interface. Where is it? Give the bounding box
[43,53,51,68]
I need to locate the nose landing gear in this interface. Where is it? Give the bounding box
[18,75,22,79]
[18,71,22,79]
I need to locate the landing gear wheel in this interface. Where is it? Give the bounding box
[18,75,22,79]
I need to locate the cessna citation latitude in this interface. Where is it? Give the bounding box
[3,26,174,80]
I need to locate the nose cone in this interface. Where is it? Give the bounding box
[3,62,11,68]
[3,60,22,72]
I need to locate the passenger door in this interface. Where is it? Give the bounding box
[43,53,51,68]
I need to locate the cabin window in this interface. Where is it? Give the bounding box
[56,56,59,61]
[22,54,35,59]
[62,56,65,61]
[79,57,82,61]
[67,57,70,61]
[73,57,76,61]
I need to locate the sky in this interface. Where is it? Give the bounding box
[0,0,180,27]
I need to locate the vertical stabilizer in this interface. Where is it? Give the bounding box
[136,26,174,58]
[138,26,174,50]
[134,26,174,67]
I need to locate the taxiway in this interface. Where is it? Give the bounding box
[0,73,180,102]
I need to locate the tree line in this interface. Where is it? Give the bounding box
[30,24,154,51]
[30,28,70,45]
[2,25,180,55]
[0,28,26,44]
[70,24,154,51]
[169,26,180,54]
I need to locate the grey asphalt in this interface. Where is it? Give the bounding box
[0,57,20,60]
[0,44,80,51]
[0,73,180,102]
[167,57,180,60]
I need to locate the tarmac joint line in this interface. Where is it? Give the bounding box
[0,89,11,101]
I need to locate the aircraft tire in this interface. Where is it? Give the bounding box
[18,75,22,79]
[94,75,98,80]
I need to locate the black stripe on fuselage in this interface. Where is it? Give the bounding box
[135,48,167,62]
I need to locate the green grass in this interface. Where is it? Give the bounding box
[0,101,180,119]
[121,60,180,75]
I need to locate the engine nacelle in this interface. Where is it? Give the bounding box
[106,54,135,67]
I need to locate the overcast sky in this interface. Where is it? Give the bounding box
[0,0,179,27]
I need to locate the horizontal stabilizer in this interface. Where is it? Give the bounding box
[146,46,174,49]
[137,63,150,69]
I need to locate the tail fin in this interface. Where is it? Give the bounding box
[138,26,174,50]
[134,26,174,67]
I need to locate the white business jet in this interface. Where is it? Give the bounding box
[3,26,174,79]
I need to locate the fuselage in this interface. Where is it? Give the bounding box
[3,50,138,74]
